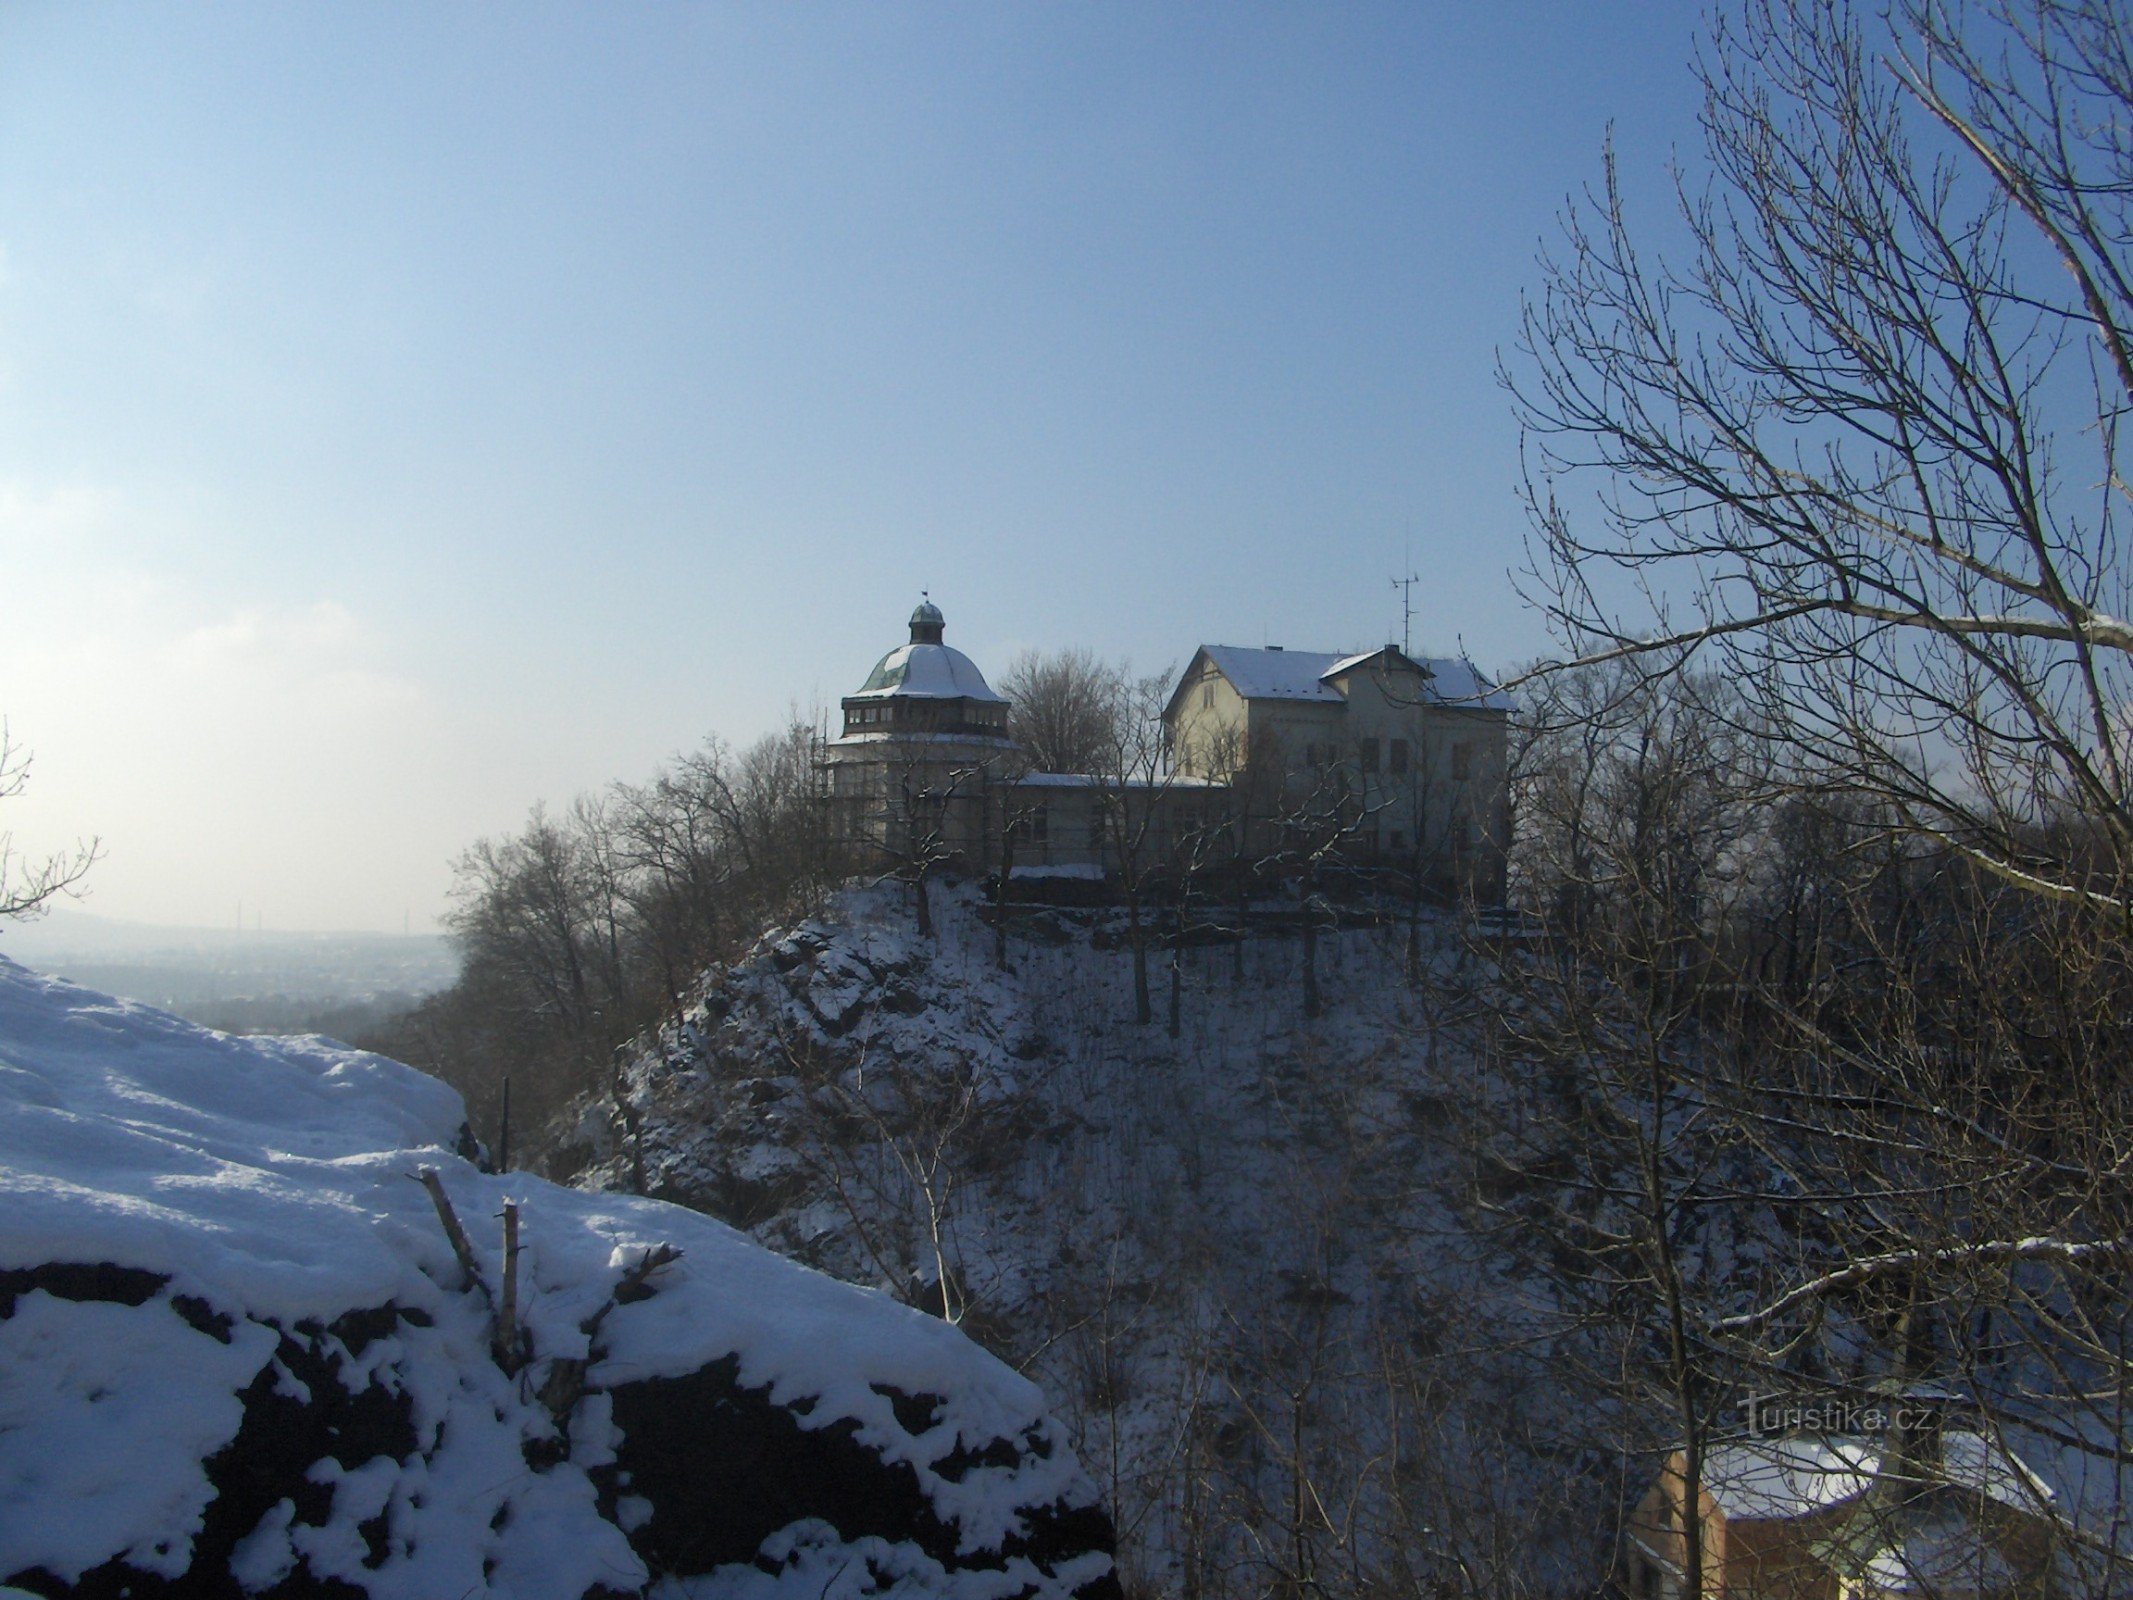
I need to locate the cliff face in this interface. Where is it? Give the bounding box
[0,955,1119,1600]
[562,884,1613,1597]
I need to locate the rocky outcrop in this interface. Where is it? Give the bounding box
[0,958,1118,1600]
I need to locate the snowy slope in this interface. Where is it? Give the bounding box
[0,956,1118,1600]
[566,884,1619,1597]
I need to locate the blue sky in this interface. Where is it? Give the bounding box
[0,2,1706,932]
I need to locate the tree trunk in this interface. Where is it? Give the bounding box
[1300,893,1322,1019]
[994,837,1013,970]
[1127,893,1151,1025]
[1405,869,1424,985]
[1168,941,1182,1038]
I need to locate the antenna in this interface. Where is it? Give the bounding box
[1390,567,1421,656]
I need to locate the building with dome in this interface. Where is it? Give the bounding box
[825,598,1513,901]
[824,599,1023,862]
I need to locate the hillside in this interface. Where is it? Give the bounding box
[560,883,1617,1598]
[0,954,1118,1600]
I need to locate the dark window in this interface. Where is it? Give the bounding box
[1452,742,1472,780]
[1361,738,1380,773]
[1390,739,1409,774]
[1011,804,1049,849]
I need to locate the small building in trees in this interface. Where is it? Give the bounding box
[1623,1425,2065,1600]
[1162,644,1513,901]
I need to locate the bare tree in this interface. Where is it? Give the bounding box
[1511,0,2133,917]
[1480,664,1781,1598]
[380,720,837,1171]
[1091,670,1181,1026]
[881,754,982,940]
[1001,648,1125,776]
[0,723,98,920]
[1262,750,1388,1021]
[1477,657,2133,1593]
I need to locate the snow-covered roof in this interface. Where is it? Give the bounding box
[1192,644,1513,711]
[1698,1432,2055,1525]
[1701,1438,1880,1522]
[1012,772,1227,789]
[1941,1430,2058,1511]
[1856,1500,2018,1596]
[1405,655,1515,711]
[830,729,1018,748]
[851,642,1008,704]
[1201,646,1346,702]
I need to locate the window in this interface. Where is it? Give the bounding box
[1389,829,1407,854]
[1202,682,1215,709]
[1390,739,1409,774]
[1361,738,1380,773]
[1011,803,1049,849]
[1451,741,1472,780]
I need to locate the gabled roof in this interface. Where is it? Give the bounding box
[1202,645,1350,703]
[1170,644,1514,718]
[1696,1432,2055,1525]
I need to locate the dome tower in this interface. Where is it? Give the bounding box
[825,598,1021,860]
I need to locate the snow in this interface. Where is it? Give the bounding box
[1699,1432,2056,1524]
[1700,1438,1879,1520]
[852,643,1008,703]
[561,882,2112,1596]
[1010,773,1226,789]
[1858,1501,2017,1596]
[0,955,1108,1597]
[1196,644,1513,710]
[831,731,1019,749]
[573,882,1600,1596]
[1200,645,1347,702]
[0,1292,279,1581]
[1940,1429,2058,1511]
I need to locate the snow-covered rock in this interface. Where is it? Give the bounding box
[567,882,1614,1596]
[0,956,1119,1600]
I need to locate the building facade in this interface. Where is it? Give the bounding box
[1162,643,1513,900]
[823,600,1021,864]
[826,605,1514,902]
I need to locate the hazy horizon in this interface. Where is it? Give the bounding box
[0,3,1706,933]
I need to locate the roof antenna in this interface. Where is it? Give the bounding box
[1390,564,1420,656]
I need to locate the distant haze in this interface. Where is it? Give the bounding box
[0,3,1704,932]
[0,907,458,1034]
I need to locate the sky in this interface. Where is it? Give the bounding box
[0,2,1708,934]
